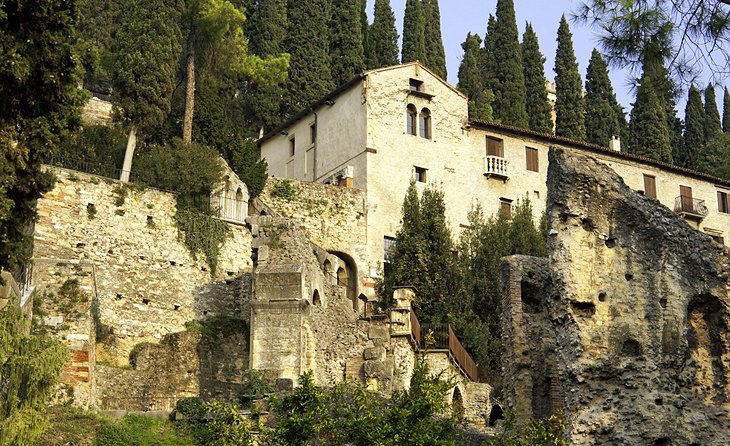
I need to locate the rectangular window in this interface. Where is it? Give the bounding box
[310,123,317,144]
[718,191,729,213]
[409,78,424,91]
[500,199,512,219]
[526,147,539,172]
[414,166,427,183]
[289,137,296,157]
[486,136,504,157]
[643,175,657,199]
[712,235,725,245]
[383,236,396,263]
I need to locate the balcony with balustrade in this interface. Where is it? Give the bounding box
[484,155,510,182]
[674,196,708,221]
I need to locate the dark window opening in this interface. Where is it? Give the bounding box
[289,137,296,157]
[419,108,431,139]
[414,166,427,183]
[310,123,316,144]
[718,191,728,213]
[406,104,417,135]
[409,78,424,91]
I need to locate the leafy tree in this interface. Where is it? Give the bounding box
[422,0,447,79]
[182,0,289,142]
[459,198,546,371]
[628,73,673,162]
[111,0,182,182]
[491,0,529,128]
[204,401,254,445]
[585,49,623,146]
[0,304,67,446]
[457,33,493,121]
[554,15,586,140]
[268,358,459,445]
[521,23,553,134]
[244,0,288,131]
[705,84,723,142]
[366,0,399,69]
[0,0,86,270]
[401,0,426,64]
[75,0,126,85]
[330,0,366,86]
[282,0,334,117]
[724,87,730,132]
[573,0,730,86]
[681,85,706,169]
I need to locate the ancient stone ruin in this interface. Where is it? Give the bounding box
[502,147,730,445]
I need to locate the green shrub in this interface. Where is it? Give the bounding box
[133,138,223,197]
[175,207,230,275]
[96,414,195,446]
[57,124,127,173]
[174,397,206,421]
[270,179,297,200]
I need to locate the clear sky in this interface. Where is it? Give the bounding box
[366,0,724,118]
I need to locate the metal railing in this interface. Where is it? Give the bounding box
[484,155,509,179]
[419,321,479,382]
[674,196,708,218]
[192,194,247,224]
[45,156,124,181]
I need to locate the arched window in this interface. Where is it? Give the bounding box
[419,108,431,139]
[406,104,417,135]
[452,387,464,418]
[312,289,321,306]
[235,188,244,221]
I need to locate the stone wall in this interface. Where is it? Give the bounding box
[33,167,253,366]
[502,147,730,445]
[256,178,371,295]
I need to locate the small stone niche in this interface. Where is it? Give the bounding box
[621,338,641,357]
[571,301,596,318]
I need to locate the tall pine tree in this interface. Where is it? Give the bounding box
[401,0,426,63]
[681,85,706,169]
[282,0,334,117]
[584,49,622,146]
[244,0,288,131]
[366,0,399,69]
[457,33,493,121]
[521,23,552,134]
[704,84,722,142]
[554,15,585,140]
[724,87,730,133]
[330,0,365,86]
[422,0,447,78]
[491,0,528,128]
[628,74,672,162]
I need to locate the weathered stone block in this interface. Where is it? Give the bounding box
[363,346,386,361]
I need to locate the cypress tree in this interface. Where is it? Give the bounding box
[681,85,706,169]
[641,48,682,162]
[704,84,722,142]
[481,14,497,94]
[330,0,365,85]
[584,49,622,146]
[401,0,426,63]
[244,0,288,131]
[360,0,369,65]
[457,33,493,121]
[724,87,730,133]
[628,74,672,163]
[554,15,585,140]
[282,0,334,117]
[521,23,553,134]
[422,0,447,79]
[491,0,528,128]
[367,0,399,69]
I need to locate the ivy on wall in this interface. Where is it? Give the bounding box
[174,207,231,276]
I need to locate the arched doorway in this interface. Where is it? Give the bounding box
[331,252,357,311]
[452,386,464,418]
[488,404,504,427]
[312,289,321,306]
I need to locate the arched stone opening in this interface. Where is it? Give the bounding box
[488,404,504,427]
[419,107,432,139]
[312,289,321,306]
[452,386,464,418]
[235,188,244,221]
[323,259,333,284]
[331,251,357,311]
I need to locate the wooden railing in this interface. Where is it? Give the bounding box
[417,319,479,382]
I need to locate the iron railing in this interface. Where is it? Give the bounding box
[419,321,479,382]
[674,195,708,218]
[190,194,247,224]
[484,155,509,179]
[45,156,123,181]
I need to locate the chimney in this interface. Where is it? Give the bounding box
[609,135,621,152]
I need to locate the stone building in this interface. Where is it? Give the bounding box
[260,62,730,301]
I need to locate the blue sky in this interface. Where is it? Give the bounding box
[366,0,724,118]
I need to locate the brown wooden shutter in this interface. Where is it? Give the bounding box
[718,191,729,213]
[680,185,693,212]
[526,147,539,172]
[486,137,503,157]
[643,175,656,198]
